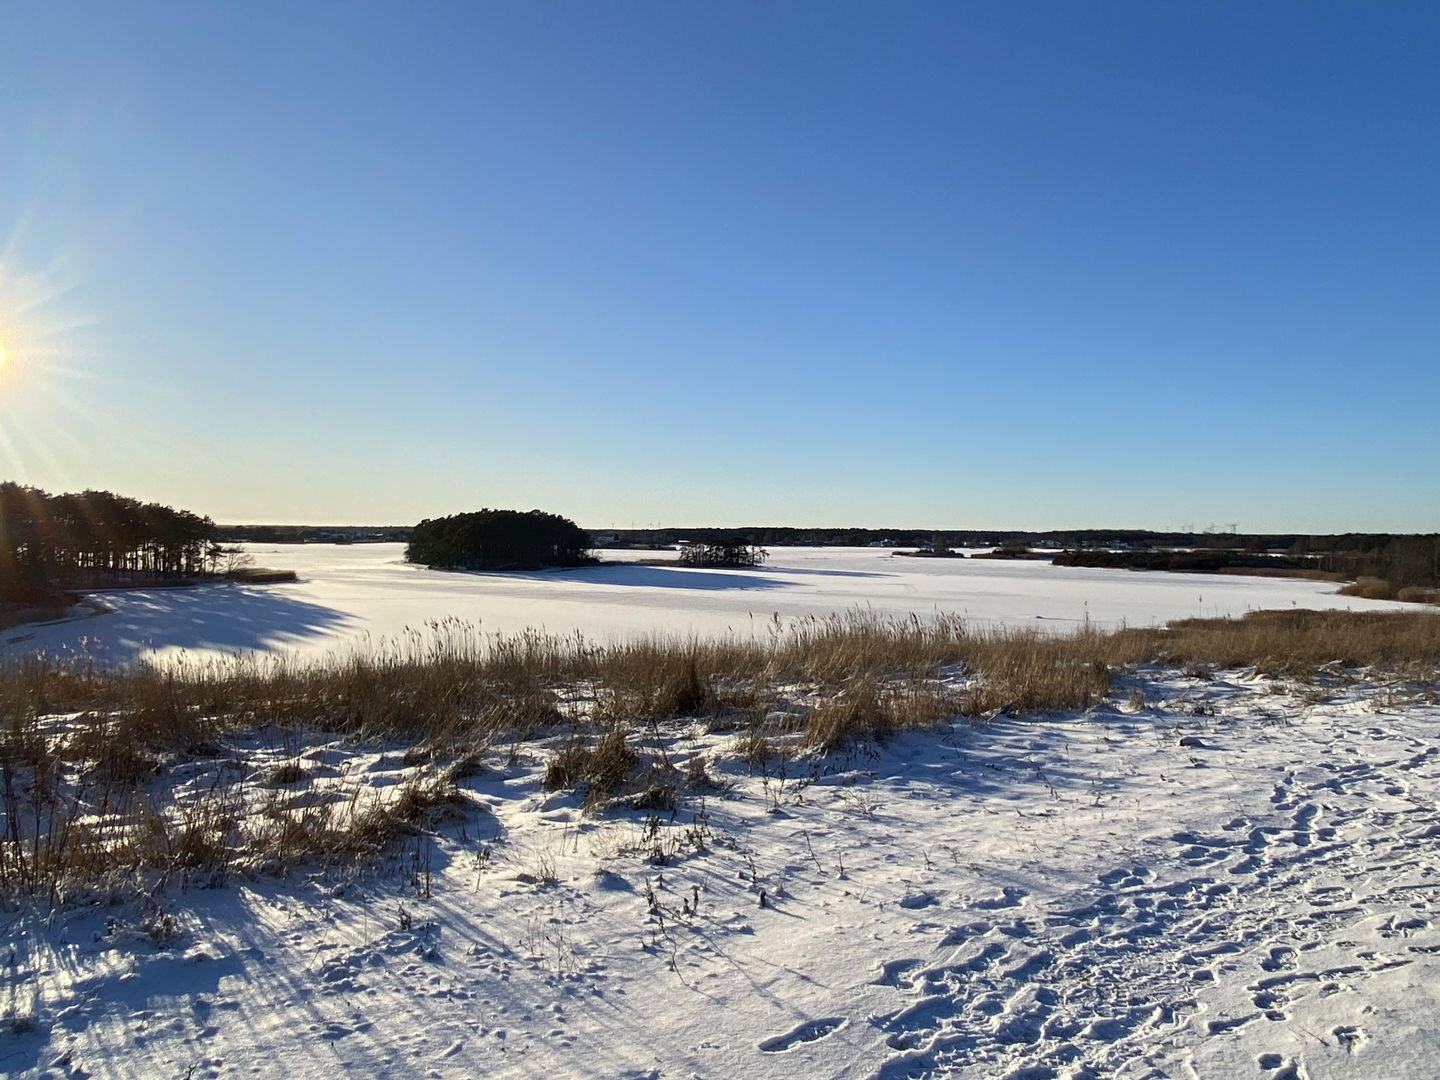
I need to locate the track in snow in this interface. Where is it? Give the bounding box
[866,727,1440,1079]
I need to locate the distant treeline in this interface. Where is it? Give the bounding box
[214,521,1440,590]
[1,483,218,605]
[596,526,1433,556]
[1058,537,1440,589]
[216,524,412,544]
[1306,535,1440,590]
[609,527,1223,549]
[1053,551,1325,575]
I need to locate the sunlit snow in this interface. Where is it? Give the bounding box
[1,544,1414,667]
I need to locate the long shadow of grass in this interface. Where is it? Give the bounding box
[8,584,355,668]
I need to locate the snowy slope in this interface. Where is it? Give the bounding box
[7,668,1440,1080]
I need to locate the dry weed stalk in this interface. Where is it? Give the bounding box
[4,607,1438,899]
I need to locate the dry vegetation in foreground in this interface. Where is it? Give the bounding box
[1214,566,1348,582]
[1337,576,1440,605]
[2,609,1438,903]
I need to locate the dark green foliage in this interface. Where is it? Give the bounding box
[0,482,218,605]
[678,539,766,568]
[1053,550,1323,574]
[405,509,592,571]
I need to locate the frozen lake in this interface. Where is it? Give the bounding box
[1,543,1414,667]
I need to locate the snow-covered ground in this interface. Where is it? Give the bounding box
[4,548,1437,1078]
[6,667,1440,1079]
[0,544,1413,667]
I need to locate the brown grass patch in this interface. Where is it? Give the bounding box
[1215,567,1347,582]
[1337,576,1395,600]
[1397,587,1440,606]
[5,607,1440,900]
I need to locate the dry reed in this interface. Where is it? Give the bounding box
[4,607,1438,900]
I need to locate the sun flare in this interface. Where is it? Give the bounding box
[0,257,108,479]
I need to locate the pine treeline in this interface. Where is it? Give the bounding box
[405,509,593,571]
[0,483,218,604]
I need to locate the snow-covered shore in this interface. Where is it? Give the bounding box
[6,664,1439,1079]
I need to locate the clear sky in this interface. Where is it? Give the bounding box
[1,1,1436,532]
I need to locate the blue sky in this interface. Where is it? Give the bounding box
[1,1,1436,531]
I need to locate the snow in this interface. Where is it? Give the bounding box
[1,544,1415,667]
[5,668,1440,1079]
[4,547,1438,1078]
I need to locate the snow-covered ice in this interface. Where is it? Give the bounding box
[1,544,1414,667]
[3,546,1437,1078]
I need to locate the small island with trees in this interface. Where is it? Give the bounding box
[405,509,595,571]
[677,538,768,568]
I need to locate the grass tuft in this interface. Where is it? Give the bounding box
[3,607,1438,901]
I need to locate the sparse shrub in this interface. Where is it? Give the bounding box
[439,748,487,784]
[882,681,964,729]
[585,730,639,806]
[389,778,468,830]
[142,911,183,946]
[1338,576,1396,600]
[542,731,642,810]
[733,730,787,769]
[266,761,307,785]
[241,777,466,871]
[804,679,892,754]
[160,799,240,880]
[957,638,1111,717]
[594,651,718,722]
[1397,586,1440,606]
[683,753,715,788]
[544,741,591,792]
[615,783,678,812]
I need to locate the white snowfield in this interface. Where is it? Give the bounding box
[7,669,1440,1079]
[0,544,1414,667]
[4,547,1438,1079]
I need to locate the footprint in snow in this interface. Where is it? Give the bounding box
[1260,1057,1310,1080]
[872,958,923,988]
[1260,946,1297,972]
[1332,1025,1367,1053]
[758,1017,847,1052]
[974,886,1028,910]
[898,891,937,910]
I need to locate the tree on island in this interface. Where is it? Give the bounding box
[678,538,767,568]
[405,509,593,571]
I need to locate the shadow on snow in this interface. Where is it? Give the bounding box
[11,583,355,667]
[459,563,791,592]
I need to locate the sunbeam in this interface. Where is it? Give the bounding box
[0,227,111,487]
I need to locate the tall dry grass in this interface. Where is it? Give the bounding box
[1337,576,1397,600]
[1215,567,1347,582]
[5,609,1438,750]
[4,607,1439,900]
